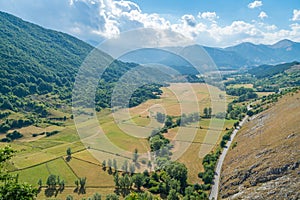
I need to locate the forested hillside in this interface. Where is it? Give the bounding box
[248,61,300,78]
[224,61,300,93]
[0,11,161,115]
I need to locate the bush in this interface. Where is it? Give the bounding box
[148,186,160,193]
[220,140,226,148]
[0,112,10,119]
[6,130,23,140]
[198,172,204,178]
[222,134,230,141]
[0,124,10,133]
[1,137,11,142]
[45,130,59,137]
[148,179,159,187]
[247,110,254,116]
[202,170,214,184]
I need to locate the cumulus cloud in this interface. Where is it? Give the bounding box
[0,0,299,47]
[197,12,219,22]
[248,1,263,9]
[0,0,172,43]
[181,15,197,27]
[258,11,268,19]
[265,24,277,31]
[292,9,300,21]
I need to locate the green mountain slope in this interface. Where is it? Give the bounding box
[0,11,161,116]
[0,11,93,92]
[248,61,300,78]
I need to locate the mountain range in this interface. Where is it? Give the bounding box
[1,9,299,78]
[119,40,300,72]
[223,39,300,68]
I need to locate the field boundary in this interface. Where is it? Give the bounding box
[89,147,131,159]
[62,157,80,179]
[10,148,86,172]
[71,156,101,167]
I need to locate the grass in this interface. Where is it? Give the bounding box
[49,126,80,143]
[27,139,64,149]
[37,187,115,200]
[256,91,275,97]
[48,108,70,118]
[1,82,237,198]
[67,158,115,187]
[46,158,78,184]
[72,150,101,164]
[127,83,227,117]
[12,158,78,186]
[12,150,58,169]
[130,115,151,127]
[11,150,116,199]
[227,84,254,88]
[102,120,150,153]
[42,141,84,155]
[84,83,228,161]
[12,162,50,186]
[7,134,84,169]
[164,118,236,183]
[220,89,300,198]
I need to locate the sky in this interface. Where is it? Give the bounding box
[0,0,299,47]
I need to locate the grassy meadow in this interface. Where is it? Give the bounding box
[0,82,236,199]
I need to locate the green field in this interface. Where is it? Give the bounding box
[13,158,78,186]
[1,82,236,199]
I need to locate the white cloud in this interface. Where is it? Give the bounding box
[0,0,299,47]
[181,15,197,27]
[265,24,277,31]
[248,1,263,9]
[292,9,300,21]
[198,12,219,22]
[258,11,268,19]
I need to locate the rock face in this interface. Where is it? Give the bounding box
[219,91,300,200]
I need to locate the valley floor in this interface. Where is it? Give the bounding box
[1,83,235,199]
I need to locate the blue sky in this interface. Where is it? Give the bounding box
[131,0,297,28]
[0,0,299,47]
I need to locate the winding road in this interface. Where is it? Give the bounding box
[209,105,251,200]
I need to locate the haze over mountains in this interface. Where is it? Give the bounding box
[119,40,300,72]
[0,7,299,200]
[1,9,299,77]
[223,39,300,67]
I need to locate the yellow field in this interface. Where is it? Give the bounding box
[1,82,235,199]
[67,158,115,187]
[164,119,236,183]
[36,187,115,200]
[66,83,230,182]
[128,83,227,117]
[256,91,275,97]
[227,83,253,89]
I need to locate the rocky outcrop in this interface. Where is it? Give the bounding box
[219,91,300,200]
[221,161,300,198]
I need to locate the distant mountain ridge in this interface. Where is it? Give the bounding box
[189,39,300,70]
[223,39,300,67]
[118,39,300,73]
